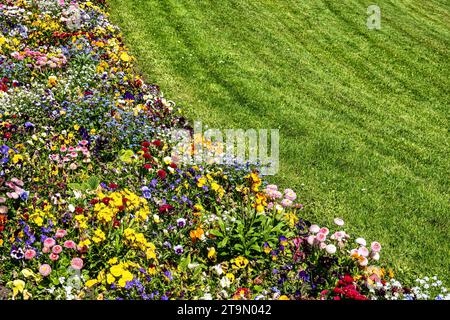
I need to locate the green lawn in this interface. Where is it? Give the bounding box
[108,0,450,284]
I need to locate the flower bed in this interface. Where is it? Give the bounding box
[0,0,447,300]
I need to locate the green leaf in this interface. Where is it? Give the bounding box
[208,229,224,237]
[68,183,82,191]
[87,176,99,190]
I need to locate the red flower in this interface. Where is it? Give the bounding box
[75,207,83,214]
[108,183,118,189]
[102,197,111,205]
[90,199,99,205]
[157,170,167,179]
[113,219,120,228]
[141,147,149,152]
[159,204,174,214]
[152,139,161,147]
[143,164,152,170]
[141,141,150,147]
[343,275,354,284]
[143,153,152,159]
[169,162,177,169]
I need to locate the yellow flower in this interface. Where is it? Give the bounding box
[120,52,131,62]
[233,256,249,269]
[207,247,217,261]
[21,269,35,279]
[106,273,115,284]
[0,239,3,246]
[108,257,118,265]
[85,279,98,288]
[278,295,289,300]
[388,269,395,279]
[12,154,24,164]
[225,273,235,283]
[11,280,25,299]
[48,75,57,87]
[110,265,124,277]
[92,229,106,243]
[197,176,207,188]
[146,248,156,260]
[118,271,133,288]
[148,266,156,275]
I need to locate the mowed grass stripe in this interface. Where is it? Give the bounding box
[108,0,450,284]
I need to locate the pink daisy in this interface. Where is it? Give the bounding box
[71,258,84,270]
[39,264,52,277]
[52,245,63,254]
[24,249,36,260]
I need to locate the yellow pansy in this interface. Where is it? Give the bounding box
[85,279,98,288]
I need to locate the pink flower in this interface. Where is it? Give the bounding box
[319,227,329,236]
[309,225,320,234]
[44,238,56,248]
[319,242,327,249]
[63,240,76,249]
[42,247,50,254]
[280,199,292,207]
[284,189,297,201]
[80,140,89,146]
[267,202,274,209]
[24,249,36,260]
[55,229,67,238]
[52,245,63,254]
[332,231,345,241]
[307,235,316,245]
[333,218,344,226]
[39,264,52,277]
[265,189,282,199]
[60,146,67,152]
[265,184,278,191]
[316,232,327,242]
[371,241,381,253]
[71,258,84,270]
[49,253,59,261]
[358,246,369,257]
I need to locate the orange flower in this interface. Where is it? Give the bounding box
[190,226,204,242]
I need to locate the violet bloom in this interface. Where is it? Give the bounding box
[141,186,151,199]
[174,245,183,255]
[176,218,186,228]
